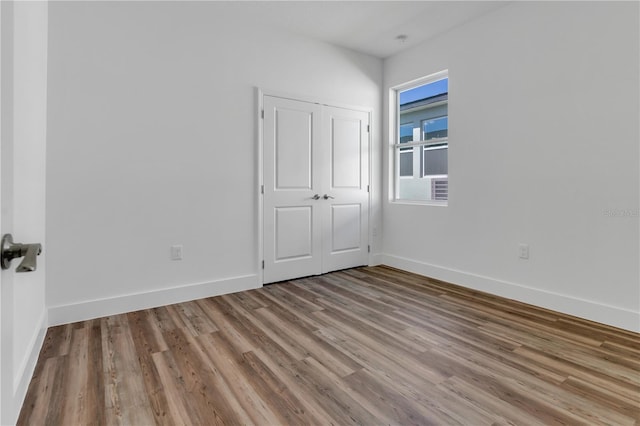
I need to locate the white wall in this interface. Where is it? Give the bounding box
[1,1,48,424]
[46,2,382,324]
[44,1,639,331]
[382,1,639,331]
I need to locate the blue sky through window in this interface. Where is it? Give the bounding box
[400,78,448,105]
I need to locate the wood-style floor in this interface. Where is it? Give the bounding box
[18,266,640,425]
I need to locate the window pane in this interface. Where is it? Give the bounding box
[400,79,448,104]
[400,123,413,143]
[423,145,448,176]
[399,149,413,176]
[423,116,448,140]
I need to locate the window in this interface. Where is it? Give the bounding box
[422,143,447,176]
[399,122,414,177]
[399,147,413,177]
[393,71,448,203]
[399,123,414,143]
[422,116,448,141]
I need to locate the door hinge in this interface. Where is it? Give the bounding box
[261,109,264,119]
[261,185,264,194]
[368,245,371,253]
[366,124,370,132]
[367,185,370,193]
[262,260,265,269]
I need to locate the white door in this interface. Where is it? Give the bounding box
[263,96,323,283]
[321,106,370,273]
[1,2,48,423]
[263,95,369,284]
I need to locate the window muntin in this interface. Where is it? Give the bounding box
[394,72,448,203]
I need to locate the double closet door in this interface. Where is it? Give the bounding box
[263,95,369,284]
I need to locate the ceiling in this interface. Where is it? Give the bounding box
[237,1,509,58]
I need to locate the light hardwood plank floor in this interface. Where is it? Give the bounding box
[18,266,640,425]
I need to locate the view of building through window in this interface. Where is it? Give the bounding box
[395,75,448,202]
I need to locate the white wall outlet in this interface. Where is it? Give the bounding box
[518,243,529,260]
[171,245,183,260]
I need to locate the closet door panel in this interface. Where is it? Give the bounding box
[263,96,322,283]
[322,106,370,273]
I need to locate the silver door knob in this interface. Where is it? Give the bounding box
[1,234,42,272]
[323,194,335,200]
[311,194,320,200]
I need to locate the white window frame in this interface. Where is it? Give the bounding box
[391,69,448,205]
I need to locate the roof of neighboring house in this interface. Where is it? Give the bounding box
[400,93,448,111]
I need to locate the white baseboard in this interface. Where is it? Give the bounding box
[380,254,640,333]
[369,253,384,266]
[7,310,48,426]
[48,274,261,326]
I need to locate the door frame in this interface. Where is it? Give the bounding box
[256,87,373,284]
[0,3,4,421]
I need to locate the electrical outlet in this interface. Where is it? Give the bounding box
[518,243,529,260]
[171,245,183,260]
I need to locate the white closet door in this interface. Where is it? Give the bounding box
[320,106,369,273]
[263,95,369,284]
[263,96,323,283]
